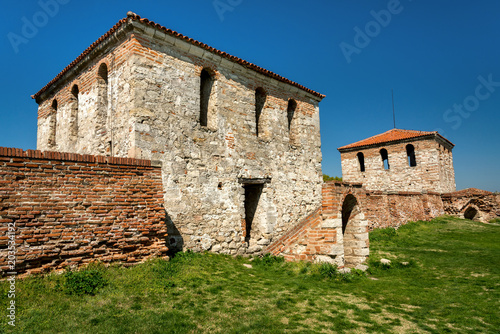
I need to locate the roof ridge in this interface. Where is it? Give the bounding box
[32,12,325,101]
[337,128,451,151]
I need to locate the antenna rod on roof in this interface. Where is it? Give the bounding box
[392,89,396,129]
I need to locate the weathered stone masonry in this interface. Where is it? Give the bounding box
[339,129,456,194]
[33,12,325,256]
[2,13,494,276]
[442,188,500,223]
[0,147,167,276]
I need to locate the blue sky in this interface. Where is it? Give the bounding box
[1,0,499,191]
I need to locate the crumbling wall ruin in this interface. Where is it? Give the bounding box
[442,188,500,223]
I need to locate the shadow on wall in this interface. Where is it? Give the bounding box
[165,210,184,257]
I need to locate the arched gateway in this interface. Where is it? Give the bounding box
[341,194,369,267]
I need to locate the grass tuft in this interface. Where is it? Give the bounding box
[60,263,108,296]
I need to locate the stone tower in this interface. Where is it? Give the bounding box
[32,12,325,255]
[338,129,456,193]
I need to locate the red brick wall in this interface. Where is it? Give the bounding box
[0,147,167,276]
[265,181,447,266]
[362,191,444,230]
[266,207,329,262]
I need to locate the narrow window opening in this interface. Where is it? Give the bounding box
[406,144,416,167]
[49,99,58,148]
[97,63,109,154]
[255,87,266,136]
[98,63,108,84]
[97,64,109,112]
[243,184,263,244]
[357,152,365,172]
[380,148,390,170]
[200,69,214,127]
[287,99,297,131]
[97,63,108,109]
[71,85,79,141]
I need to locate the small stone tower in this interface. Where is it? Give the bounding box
[338,129,456,193]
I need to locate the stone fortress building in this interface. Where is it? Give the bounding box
[0,12,498,276]
[32,12,324,255]
[338,129,456,193]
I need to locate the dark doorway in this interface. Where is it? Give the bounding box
[342,194,358,235]
[341,194,368,267]
[464,207,479,221]
[244,184,264,243]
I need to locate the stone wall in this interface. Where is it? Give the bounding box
[442,188,500,223]
[36,31,138,157]
[266,181,447,267]
[0,147,167,276]
[340,138,456,193]
[35,17,324,256]
[128,29,323,255]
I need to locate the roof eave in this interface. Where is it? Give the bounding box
[338,133,454,153]
[32,13,325,103]
[32,18,132,103]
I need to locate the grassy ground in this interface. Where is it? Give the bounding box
[1,215,499,333]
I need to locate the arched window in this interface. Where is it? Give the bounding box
[98,63,108,84]
[287,99,297,131]
[200,69,214,127]
[97,63,108,112]
[380,148,390,170]
[70,85,79,142]
[255,87,266,136]
[49,99,58,148]
[406,144,416,167]
[97,63,108,118]
[357,152,365,172]
[96,63,110,155]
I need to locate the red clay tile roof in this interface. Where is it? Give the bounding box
[338,128,454,151]
[32,12,325,101]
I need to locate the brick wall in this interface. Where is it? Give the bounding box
[265,181,448,267]
[0,147,167,276]
[266,207,327,262]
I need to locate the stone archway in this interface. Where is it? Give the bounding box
[341,194,369,267]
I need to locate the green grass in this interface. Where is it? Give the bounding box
[1,216,499,333]
[489,217,500,224]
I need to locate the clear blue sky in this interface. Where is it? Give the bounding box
[1,0,499,191]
